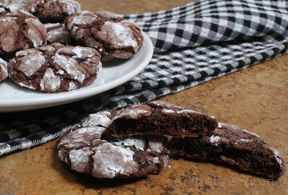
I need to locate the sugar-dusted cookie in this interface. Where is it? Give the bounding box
[0,11,47,54]
[4,0,81,22]
[9,43,101,92]
[66,11,143,59]
[57,111,169,178]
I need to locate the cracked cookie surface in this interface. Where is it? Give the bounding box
[45,23,71,44]
[8,43,101,92]
[0,11,47,54]
[57,111,169,179]
[104,101,218,138]
[4,0,81,22]
[66,11,143,59]
[58,101,285,180]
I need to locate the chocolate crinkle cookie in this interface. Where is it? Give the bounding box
[45,23,71,44]
[66,10,143,59]
[0,11,47,54]
[0,58,8,82]
[104,101,218,138]
[58,111,169,179]
[8,43,102,92]
[57,101,285,180]
[4,0,81,22]
[167,123,285,180]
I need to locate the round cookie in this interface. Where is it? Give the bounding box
[0,58,8,82]
[57,111,169,179]
[66,11,143,59]
[0,11,47,54]
[4,0,81,22]
[8,43,102,93]
[45,23,71,44]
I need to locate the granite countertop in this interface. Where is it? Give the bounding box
[0,1,287,194]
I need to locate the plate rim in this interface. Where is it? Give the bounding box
[0,33,154,108]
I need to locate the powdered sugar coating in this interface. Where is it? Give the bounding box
[4,0,80,22]
[66,10,143,59]
[24,17,47,47]
[91,142,138,178]
[18,51,46,77]
[82,111,112,128]
[162,108,200,114]
[113,138,146,150]
[57,106,169,179]
[113,105,152,120]
[53,53,85,83]
[70,11,97,26]
[102,21,138,48]
[58,101,285,180]
[40,68,61,91]
[9,43,101,92]
[270,148,284,166]
[58,0,80,15]
[209,135,221,146]
[69,147,94,173]
[0,11,47,53]
[45,23,71,44]
[95,11,123,21]
[3,0,38,12]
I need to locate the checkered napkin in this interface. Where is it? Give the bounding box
[1,0,288,156]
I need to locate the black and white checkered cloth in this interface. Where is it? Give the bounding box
[1,0,288,156]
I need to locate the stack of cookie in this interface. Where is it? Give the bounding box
[0,0,143,92]
[58,101,285,180]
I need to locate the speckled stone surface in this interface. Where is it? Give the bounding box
[0,1,287,195]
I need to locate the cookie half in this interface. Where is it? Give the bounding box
[168,123,286,180]
[105,101,218,138]
[57,111,169,179]
[8,43,102,92]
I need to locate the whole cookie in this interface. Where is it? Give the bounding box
[9,43,102,92]
[0,58,8,82]
[58,111,169,179]
[4,0,81,22]
[0,11,47,54]
[45,23,71,44]
[66,11,143,59]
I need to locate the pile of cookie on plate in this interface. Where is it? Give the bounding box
[0,0,143,92]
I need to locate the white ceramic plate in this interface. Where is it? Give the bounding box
[0,33,153,112]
